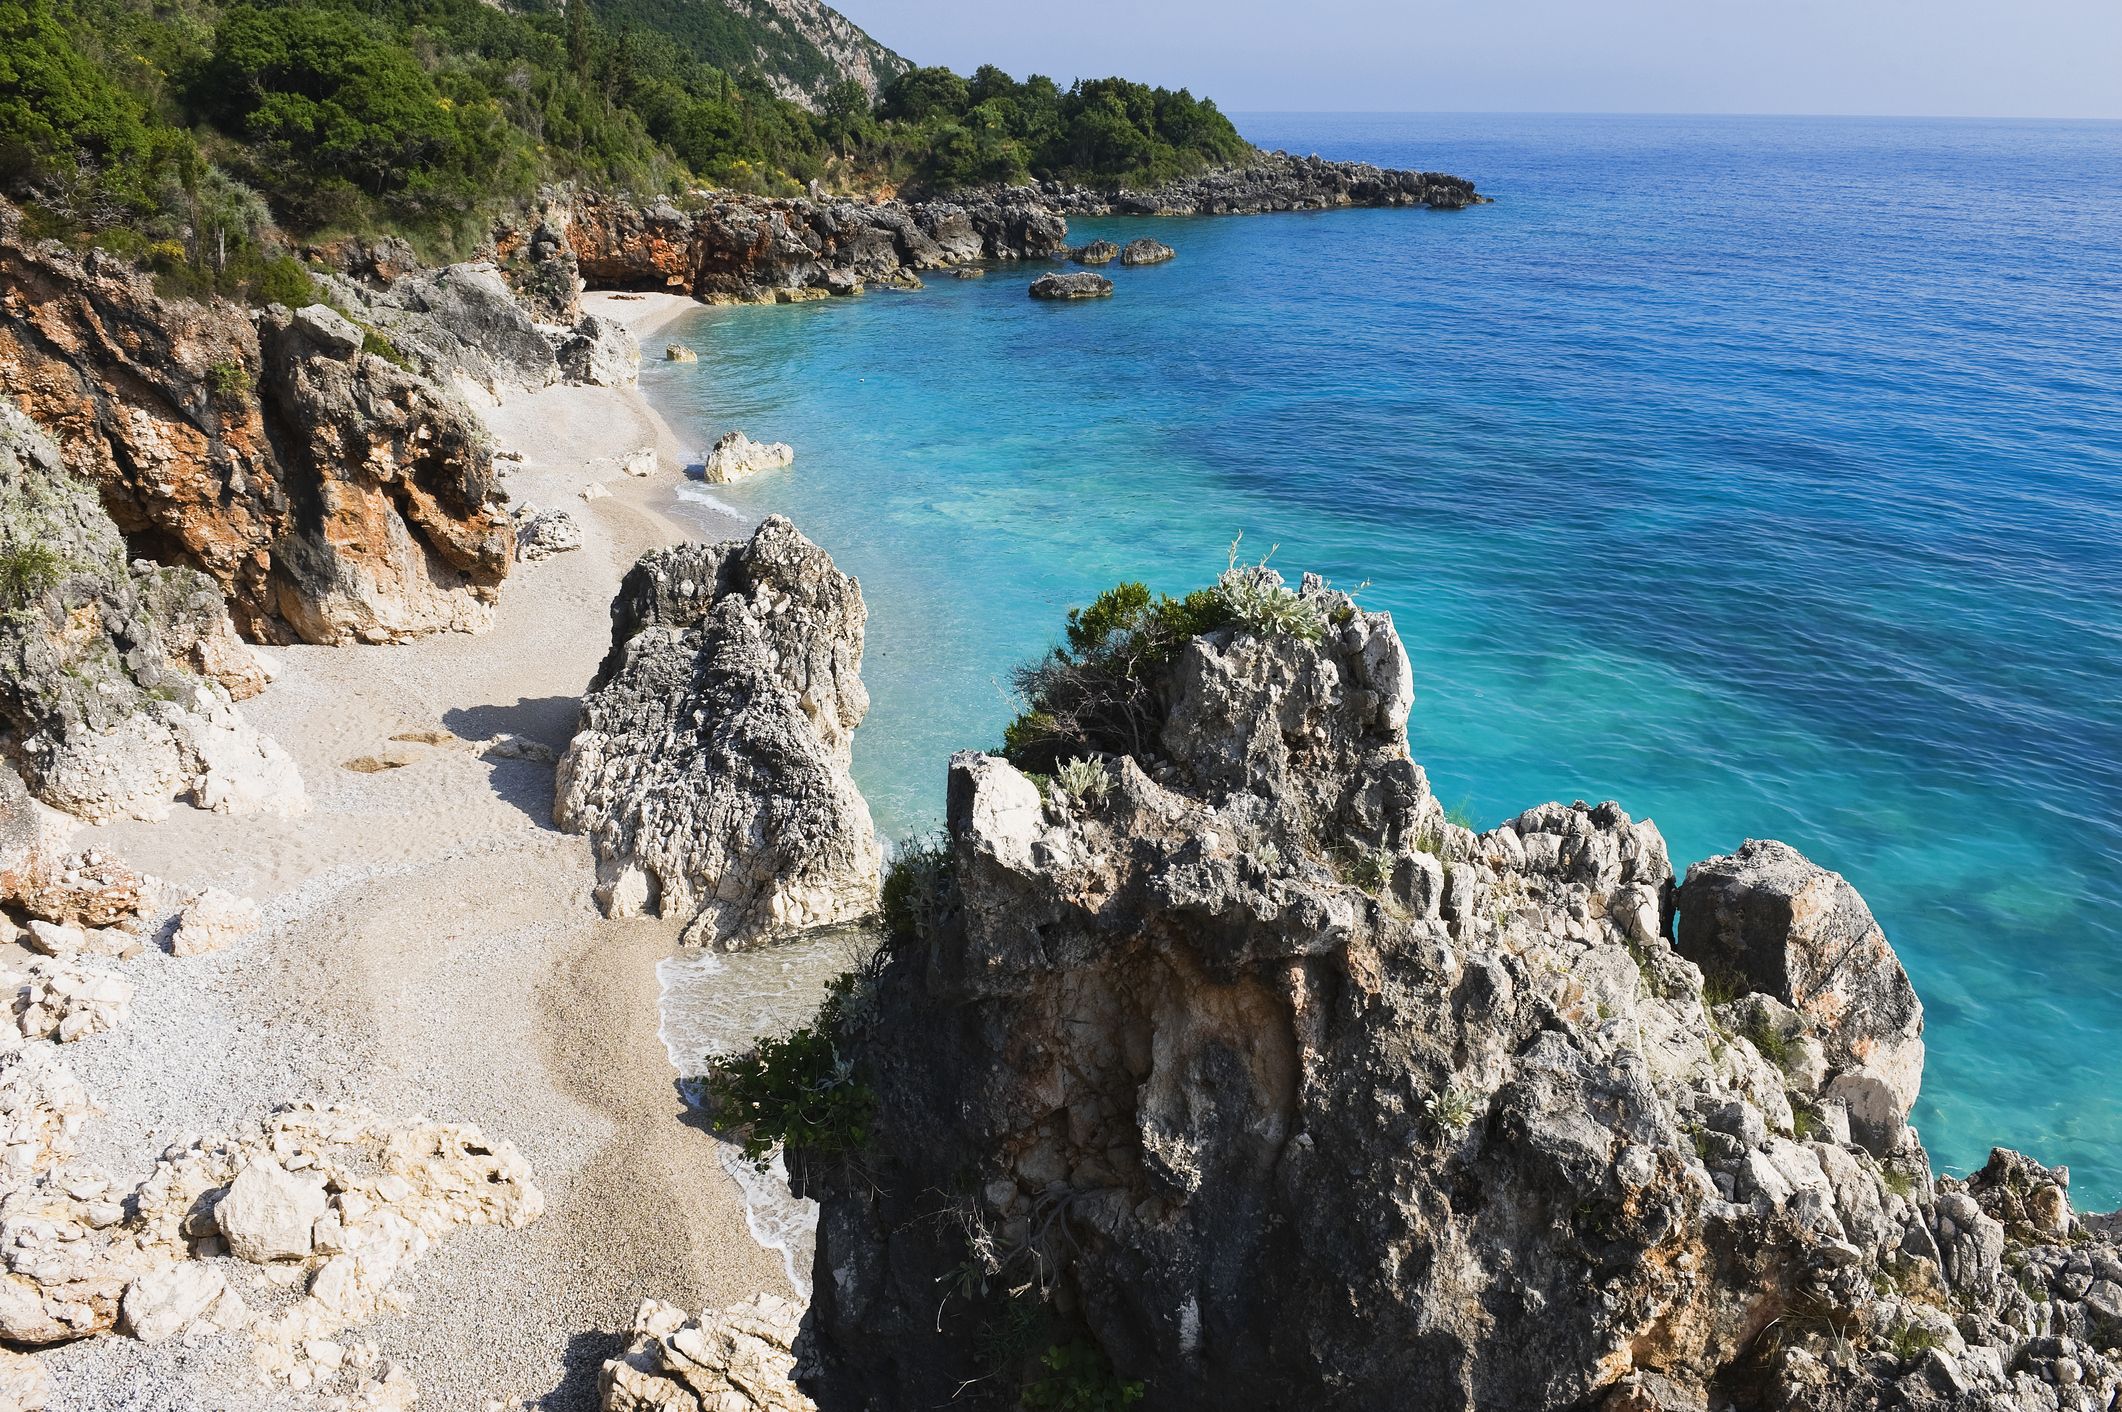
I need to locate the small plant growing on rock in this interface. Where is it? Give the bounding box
[1022,1340,1144,1412]
[1424,1083,1481,1134]
[880,832,955,947]
[705,970,875,1168]
[1054,756,1112,807]
[1340,847,1393,894]
[1213,536,1324,643]
[206,360,251,402]
[0,543,65,609]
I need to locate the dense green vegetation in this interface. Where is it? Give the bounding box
[0,0,1256,296]
[705,967,875,1168]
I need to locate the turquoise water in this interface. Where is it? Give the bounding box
[644,114,2122,1203]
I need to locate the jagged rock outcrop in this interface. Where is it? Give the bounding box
[791,567,2122,1412]
[254,304,513,644]
[554,517,880,949]
[1029,272,1113,301]
[701,430,795,484]
[556,313,641,388]
[1073,240,1120,266]
[493,218,584,326]
[601,1296,816,1412]
[1678,840,1925,1157]
[1120,237,1177,266]
[554,190,1068,302]
[742,0,909,108]
[316,261,562,397]
[1028,151,1488,215]
[0,202,515,646]
[0,405,303,820]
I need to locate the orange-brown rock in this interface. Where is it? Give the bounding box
[0,202,511,646]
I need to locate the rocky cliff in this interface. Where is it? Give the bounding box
[772,567,2120,1412]
[555,517,881,950]
[542,153,1479,303]
[0,202,515,646]
[0,404,302,820]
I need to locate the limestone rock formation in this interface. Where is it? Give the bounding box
[1029,272,1114,301]
[319,262,561,396]
[665,344,699,363]
[1073,239,1120,266]
[255,304,513,644]
[1678,839,1925,1156]
[556,314,641,388]
[512,505,584,562]
[554,517,881,949]
[0,404,304,821]
[701,430,795,484]
[600,1296,816,1412]
[169,887,262,957]
[0,201,517,646]
[1121,237,1177,266]
[789,566,2122,1412]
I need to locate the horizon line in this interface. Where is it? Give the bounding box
[1222,107,2122,124]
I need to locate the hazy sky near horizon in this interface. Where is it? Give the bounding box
[839,1,2122,120]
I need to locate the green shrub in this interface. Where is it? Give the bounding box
[879,832,953,946]
[1053,756,1111,807]
[0,542,65,607]
[704,970,874,1167]
[205,360,250,401]
[1021,1340,1143,1412]
[251,255,317,308]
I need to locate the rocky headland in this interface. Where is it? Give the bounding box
[519,152,1480,305]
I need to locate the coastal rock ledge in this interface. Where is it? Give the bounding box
[555,517,880,949]
[782,567,2122,1412]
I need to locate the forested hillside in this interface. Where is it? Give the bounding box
[0,0,1253,298]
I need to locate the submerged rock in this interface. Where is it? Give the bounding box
[554,517,880,949]
[786,564,2122,1412]
[1120,237,1177,266]
[1029,271,1114,301]
[701,430,795,484]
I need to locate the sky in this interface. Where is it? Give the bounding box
[837,0,2122,120]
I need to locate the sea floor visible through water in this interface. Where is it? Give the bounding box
[646,113,2122,1205]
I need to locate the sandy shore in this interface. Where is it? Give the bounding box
[45,291,787,1410]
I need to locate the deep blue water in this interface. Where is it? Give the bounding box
[644,114,2122,1203]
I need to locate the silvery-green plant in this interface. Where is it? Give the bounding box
[1056,755,1112,806]
[1214,535,1326,642]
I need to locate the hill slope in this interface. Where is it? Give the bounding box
[592,0,909,108]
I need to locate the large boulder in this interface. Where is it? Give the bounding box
[555,314,640,388]
[784,564,2119,1412]
[701,430,794,485]
[1120,237,1177,266]
[319,261,562,396]
[600,1296,814,1412]
[554,517,880,949]
[1677,839,1924,1155]
[0,405,303,821]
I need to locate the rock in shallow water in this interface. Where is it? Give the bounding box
[701,430,795,485]
[1120,236,1177,265]
[1028,271,1114,301]
[554,517,880,949]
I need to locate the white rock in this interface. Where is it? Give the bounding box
[171,888,262,958]
[122,1260,226,1344]
[700,431,794,485]
[621,448,657,478]
[581,482,612,502]
[216,1156,328,1263]
[0,1347,49,1410]
[21,922,83,958]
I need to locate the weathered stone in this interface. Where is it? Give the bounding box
[1120,237,1177,266]
[170,888,262,958]
[664,344,698,363]
[121,1260,225,1344]
[700,431,794,485]
[555,517,880,949]
[1072,239,1120,265]
[215,1155,329,1263]
[1676,839,1923,1154]
[1028,271,1113,301]
[0,1347,48,1410]
[512,506,584,562]
[556,314,640,388]
[601,1296,815,1412]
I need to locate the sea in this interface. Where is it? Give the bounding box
[645,113,2122,1209]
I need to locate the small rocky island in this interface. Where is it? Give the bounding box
[1029,272,1115,301]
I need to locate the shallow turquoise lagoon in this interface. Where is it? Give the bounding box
[643,114,2122,1202]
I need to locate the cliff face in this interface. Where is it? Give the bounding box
[0,404,302,821]
[741,0,910,106]
[0,204,515,645]
[792,570,2120,1412]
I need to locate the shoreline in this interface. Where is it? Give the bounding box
[45,292,775,1410]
